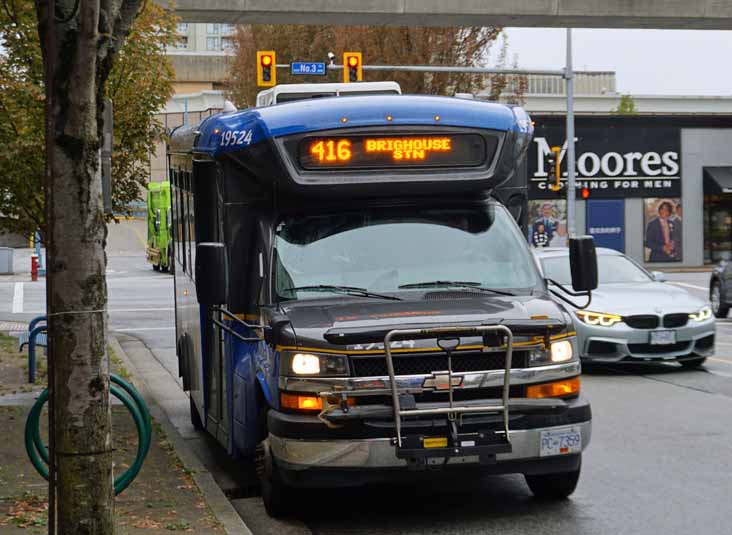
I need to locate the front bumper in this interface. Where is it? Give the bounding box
[146,247,161,264]
[576,318,715,363]
[268,396,591,485]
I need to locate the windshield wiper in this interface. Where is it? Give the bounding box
[398,280,515,296]
[283,285,402,301]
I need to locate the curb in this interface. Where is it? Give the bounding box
[108,335,253,535]
[662,268,714,273]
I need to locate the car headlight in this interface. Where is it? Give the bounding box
[575,310,623,327]
[689,306,712,322]
[283,351,349,376]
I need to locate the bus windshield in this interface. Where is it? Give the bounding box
[273,204,539,301]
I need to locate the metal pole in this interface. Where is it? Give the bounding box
[277,64,566,76]
[101,99,113,216]
[34,231,45,275]
[565,28,577,237]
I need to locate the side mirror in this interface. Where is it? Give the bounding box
[195,242,228,305]
[650,270,666,282]
[569,236,598,292]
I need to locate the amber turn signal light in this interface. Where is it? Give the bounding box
[280,393,357,412]
[281,393,322,411]
[526,377,580,398]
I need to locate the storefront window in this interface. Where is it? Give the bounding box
[527,200,567,248]
[643,197,684,262]
[643,198,682,263]
[704,195,732,263]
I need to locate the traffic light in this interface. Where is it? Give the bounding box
[548,146,562,192]
[343,52,362,83]
[257,50,276,87]
[581,187,591,199]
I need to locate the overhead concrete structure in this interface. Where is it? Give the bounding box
[161,0,732,29]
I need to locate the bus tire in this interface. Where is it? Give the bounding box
[258,442,292,518]
[525,457,581,500]
[167,247,175,275]
[190,396,204,431]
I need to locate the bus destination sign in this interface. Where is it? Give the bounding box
[298,134,489,170]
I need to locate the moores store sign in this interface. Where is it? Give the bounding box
[528,119,681,199]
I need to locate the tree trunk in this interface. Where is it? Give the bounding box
[35,0,144,532]
[43,0,113,532]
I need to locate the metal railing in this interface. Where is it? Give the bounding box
[383,325,513,448]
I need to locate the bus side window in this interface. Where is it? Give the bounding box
[188,186,196,280]
[176,171,187,273]
[173,171,180,265]
[185,178,193,278]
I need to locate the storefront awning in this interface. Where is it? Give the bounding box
[704,167,732,194]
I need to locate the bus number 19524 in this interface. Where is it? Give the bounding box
[220,129,253,147]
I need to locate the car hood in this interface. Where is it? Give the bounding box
[278,294,569,348]
[579,282,707,315]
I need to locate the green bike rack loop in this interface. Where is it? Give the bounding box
[24,374,152,495]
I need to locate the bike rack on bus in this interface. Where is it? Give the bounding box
[383,324,514,463]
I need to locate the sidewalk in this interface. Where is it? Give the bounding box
[0,219,148,282]
[0,330,230,534]
[0,249,44,282]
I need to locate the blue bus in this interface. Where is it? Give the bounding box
[168,93,597,516]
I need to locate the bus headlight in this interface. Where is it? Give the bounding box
[291,353,321,375]
[528,339,575,366]
[550,340,573,363]
[689,306,712,322]
[284,351,349,376]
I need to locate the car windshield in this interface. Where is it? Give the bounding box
[541,253,652,285]
[273,204,539,301]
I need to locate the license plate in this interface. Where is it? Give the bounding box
[540,427,582,457]
[650,330,676,345]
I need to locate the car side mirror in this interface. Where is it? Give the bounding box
[195,242,228,305]
[650,270,666,282]
[569,236,598,292]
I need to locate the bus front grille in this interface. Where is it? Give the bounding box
[350,351,528,377]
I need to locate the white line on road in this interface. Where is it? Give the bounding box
[706,367,732,378]
[26,307,174,315]
[111,326,174,332]
[11,283,23,313]
[670,282,708,291]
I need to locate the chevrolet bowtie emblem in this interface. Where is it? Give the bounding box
[423,373,463,390]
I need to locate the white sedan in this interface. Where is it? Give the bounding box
[534,248,715,367]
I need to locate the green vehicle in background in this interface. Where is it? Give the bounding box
[146,181,173,272]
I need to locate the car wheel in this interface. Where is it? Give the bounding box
[525,457,581,500]
[711,282,729,319]
[257,442,292,518]
[680,357,706,369]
